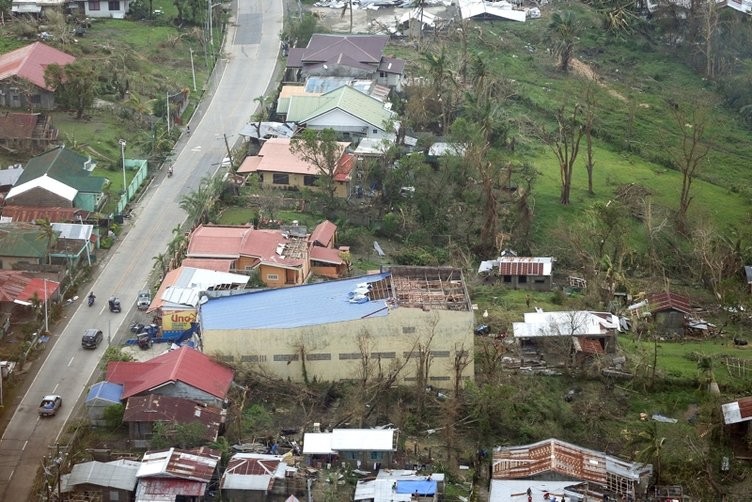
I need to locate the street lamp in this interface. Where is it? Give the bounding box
[43,278,48,334]
[118,139,127,197]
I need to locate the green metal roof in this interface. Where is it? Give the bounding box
[17,146,107,193]
[286,85,393,130]
[0,223,52,259]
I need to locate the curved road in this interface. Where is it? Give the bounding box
[0,1,283,498]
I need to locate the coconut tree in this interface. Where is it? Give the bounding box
[548,11,580,72]
[35,218,57,265]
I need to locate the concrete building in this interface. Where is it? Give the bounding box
[199,266,474,384]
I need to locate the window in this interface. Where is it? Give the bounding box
[306,353,332,361]
[273,354,299,362]
[272,173,289,185]
[218,355,234,362]
[534,278,546,284]
[380,71,386,77]
[109,491,120,501]
[108,0,119,9]
[430,350,450,358]
[429,376,451,381]
[372,352,395,359]
[339,353,362,360]
[88,0,100,10]
[241,355,259,362]
[304,175,318,186]
[519,275,528,283]
[370,451,383,460]
[266,274,279,281]
[402,326,416,334]
[372,129,378,134]
[30,95,41,104]
[503,275,512,283]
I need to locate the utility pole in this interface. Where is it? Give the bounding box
[190,48,197,92]
[166,92,171,134]
[43,278,48,334]
[208,0,213,51]
[223,133,234,167]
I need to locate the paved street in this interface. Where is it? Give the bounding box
[0,1,283,498]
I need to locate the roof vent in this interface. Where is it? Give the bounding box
[276,244,286,256]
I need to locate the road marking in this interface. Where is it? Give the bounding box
[22,440,27,451]
[52,384,58,393]
[8,468,13,480]
[67,356,74,367]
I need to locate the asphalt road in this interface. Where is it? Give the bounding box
[0,1,283,498]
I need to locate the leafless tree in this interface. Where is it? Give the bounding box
[669,100,712,234]
[541,103,584,205]
[582,80,598,195]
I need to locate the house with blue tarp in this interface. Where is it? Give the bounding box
[85,381,123,426]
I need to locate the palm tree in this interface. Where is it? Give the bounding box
[152,253,167,280]
[252,95,271,138]
[35,218,56,265]
[548,11,580,72]
[631,422,665,484]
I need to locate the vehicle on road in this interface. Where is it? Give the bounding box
[87,292,95,307]
[108,297,122,313]
[38,395,62,417]
[81,329,103,349]
[137,290,151,311]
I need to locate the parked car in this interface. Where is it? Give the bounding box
[81,329,103,349]
[39,395,62,417]
[137,290,151,311]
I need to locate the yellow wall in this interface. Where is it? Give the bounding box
[203,307,474,384]
[260,171,350,198]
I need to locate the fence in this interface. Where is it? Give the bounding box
[116,159,149,215]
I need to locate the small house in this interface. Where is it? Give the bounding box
[354,470,444,502]
[478,256,554,291]
[303,428,398,470]
[6,146,108,211]
[60,459,140,502]
[491,438,652,501]
[220,453,294,502]
[0,42,75,110]
[135,447,220,502]
[84,381,123,427]
[122,394,224,448]
[628,292,694,337]
[105,346,234,409]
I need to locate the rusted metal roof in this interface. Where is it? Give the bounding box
[123,395,223,441]
[137,447,220,483]
[1,205,90,223]
[647,292,693,315]
[498,256,553,277]
[135,478,207,499]
[722,396,752,424]
[575,337,605,354]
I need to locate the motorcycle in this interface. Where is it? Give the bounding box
[167,167,173,178]
[87,294,95,307]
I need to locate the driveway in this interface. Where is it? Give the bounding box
[0,1,283,499]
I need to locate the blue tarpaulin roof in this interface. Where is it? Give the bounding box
[395,480,437,495]
[200,273,391,331]
[85,382,123,404]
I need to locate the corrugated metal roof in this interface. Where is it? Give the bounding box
[647,291,693,315]
[221,453,286,491]
[489,479,584,502]
[286,85,395,131]
[200,273,390,331]
[458,0,528,22]
[302,432,334,455]
[51,222,92,241]
[722,397,752,424]
[498,256,554,276]
[135,478,207,500]
[309,220,337,247]
[331,429,395,451]
[513,311,619,338]
[354,471,443,502]
[7,174,77,201]
[0,205,89,224]
[123,395,223,441]
[0,166,23,185]
[62,459,140,492]
[137,447,220,482]
[0,42,75,90]
[106,346,234,400]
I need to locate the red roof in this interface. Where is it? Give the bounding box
[187,225,306,269]
[648,292,693,315]
[0,270,32,302]
[106,347,233,400]
[1,205,90,223]
[334,153,356,182]
[499,261,544,276]
[310,246,343,265]
[180,258,234,272]
[309,220,337,248]
[577,338,605,354]
[0,112,36,140]
[18,277,59,302]
[0,42,76,91]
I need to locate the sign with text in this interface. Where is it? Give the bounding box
[163,310,196,332]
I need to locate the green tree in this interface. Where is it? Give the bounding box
[35,218,57,265]
[44,61,97,119]
[289,128,344,213]
[102,404,125,431]
[179,174,224,226]
[548,11,580,72]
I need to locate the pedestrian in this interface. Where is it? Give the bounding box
[186,125,190,135]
